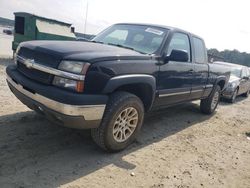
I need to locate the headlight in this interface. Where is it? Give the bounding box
[53,76,84,92]
[53,61,90,92]
[228,82,237,88]
[58,60,89,74]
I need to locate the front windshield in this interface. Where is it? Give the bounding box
[231,67,242,78]
[93,24,168,54]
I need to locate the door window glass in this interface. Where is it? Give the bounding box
[193,37,206,63]
[167,33,191,62]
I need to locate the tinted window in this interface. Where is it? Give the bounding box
[193,37,206,63]
[167,33,191,62]
[94,24,168,54]
[132,34,144,43]
[15,16,25,35]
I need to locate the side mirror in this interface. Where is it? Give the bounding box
[164,49,189,64]
[242,76,249,80]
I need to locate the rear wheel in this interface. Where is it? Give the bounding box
[91,92,144,152]
[200,85,221,114]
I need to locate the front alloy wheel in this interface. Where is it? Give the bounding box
[211,90,220,110]
[200,85,221,114]
[113,107,138,142]
[91,92,144,152]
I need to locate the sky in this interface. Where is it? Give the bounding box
[0,0,250,53]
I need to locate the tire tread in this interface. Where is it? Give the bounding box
[200,85,221,114]
[91,91,144,152]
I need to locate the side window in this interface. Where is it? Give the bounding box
[242,68,247,78]
[193,37,206,63]
[167,33,191,62]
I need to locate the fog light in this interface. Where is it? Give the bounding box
[53,76,84,93]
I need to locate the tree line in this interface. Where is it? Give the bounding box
[208,49,250,67]
[0,17,14,27]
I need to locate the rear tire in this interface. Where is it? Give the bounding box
[91,92,144,152]
[200,85,221,114]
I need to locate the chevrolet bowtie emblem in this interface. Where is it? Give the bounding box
[24,59,35,69]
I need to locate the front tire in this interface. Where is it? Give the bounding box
[91,92,144,152]
[200,85,221,114]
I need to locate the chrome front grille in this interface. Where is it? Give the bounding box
[17,60,53,84]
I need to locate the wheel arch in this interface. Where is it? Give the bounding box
[215,76,227,90]
[102,74,156,111]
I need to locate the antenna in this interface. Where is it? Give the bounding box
[84,1,89,39]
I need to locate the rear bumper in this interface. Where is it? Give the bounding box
[6,66,108,129]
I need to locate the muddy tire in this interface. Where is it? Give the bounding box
[91,92,144,152]
[200,85,221,114]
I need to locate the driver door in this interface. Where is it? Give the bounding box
[155,32,194,107]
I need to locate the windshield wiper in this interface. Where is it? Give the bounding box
[107,43,134,50]
[91,40,104,44]
[107,43,148,54]
[91,41,148,54]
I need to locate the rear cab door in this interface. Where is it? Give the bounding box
[189,36,209,100]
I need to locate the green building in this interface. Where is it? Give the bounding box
[12,12,76,52]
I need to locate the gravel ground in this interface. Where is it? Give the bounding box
[0,58,249,188]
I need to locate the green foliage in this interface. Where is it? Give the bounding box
[208,48,250,67]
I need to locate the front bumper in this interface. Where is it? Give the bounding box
[222,87,235,99]
[6,66,108,129]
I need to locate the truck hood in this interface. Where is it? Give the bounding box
[19,40,151,63]
[229,75,240,83]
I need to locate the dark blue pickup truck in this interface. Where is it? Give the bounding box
[6,23,230,151]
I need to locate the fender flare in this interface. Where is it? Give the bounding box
[215,76,227,91]
[102,74,156,110]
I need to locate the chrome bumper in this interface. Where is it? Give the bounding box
[221,87,235,99]
[7,75,106,121]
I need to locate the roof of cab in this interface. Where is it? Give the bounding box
[114,23,203,39]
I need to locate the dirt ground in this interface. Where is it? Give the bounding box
[0,27,13,58]
[0,58,249,188]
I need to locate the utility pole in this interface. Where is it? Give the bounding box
[84,1,89,39]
